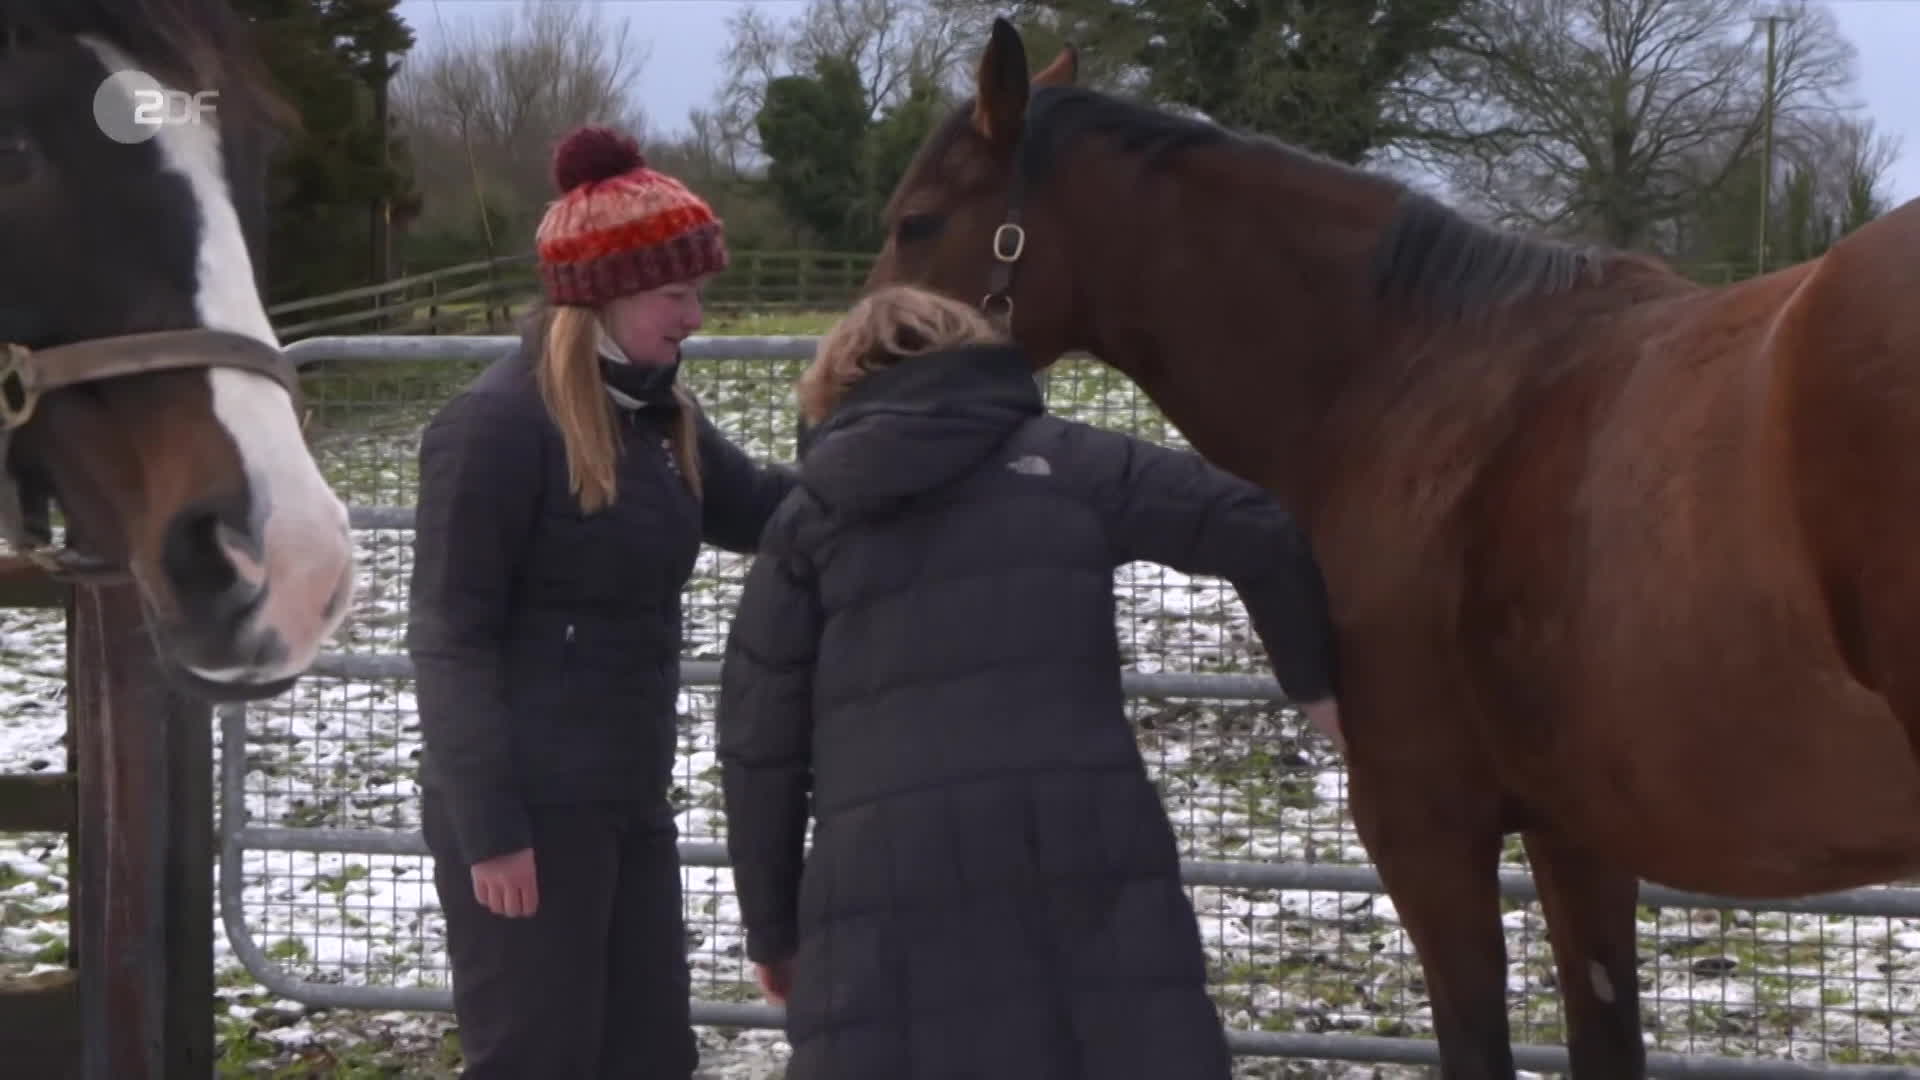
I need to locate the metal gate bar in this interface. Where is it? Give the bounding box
[272,649,1920,920]
[218,660,1920,1078]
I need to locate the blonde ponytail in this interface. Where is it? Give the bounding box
[533,304,703,513]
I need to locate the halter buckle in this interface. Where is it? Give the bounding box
[0,344,40,430]
[981,293,1014,325]
[992,223,1026,263]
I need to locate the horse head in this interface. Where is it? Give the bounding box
[0,0,355,701]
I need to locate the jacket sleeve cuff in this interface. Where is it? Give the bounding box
[1269,642,1336,706]
[1282,677,1333,706]
[745,923,798,965]
[445,789,532,865]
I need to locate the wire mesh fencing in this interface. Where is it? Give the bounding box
[209,335,1920,1076]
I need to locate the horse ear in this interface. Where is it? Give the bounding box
[1033,45,1077,88]
[971,17,1030,152]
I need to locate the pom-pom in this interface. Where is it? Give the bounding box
[552,126,645,193]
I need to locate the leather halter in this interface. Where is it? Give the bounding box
[0,328,300,583]
[980,144,1029,331]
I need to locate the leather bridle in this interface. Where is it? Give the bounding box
[979,144,1030,332]
[0,329,300,583]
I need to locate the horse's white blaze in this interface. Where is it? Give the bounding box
[83,39,354,683]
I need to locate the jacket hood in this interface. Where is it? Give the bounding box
[798,344,1043,518]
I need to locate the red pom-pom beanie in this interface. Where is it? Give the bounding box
[534,125,728,307]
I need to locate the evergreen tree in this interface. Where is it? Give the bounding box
[231,0,418,299]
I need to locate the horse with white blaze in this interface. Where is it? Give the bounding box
[0,0,354,700]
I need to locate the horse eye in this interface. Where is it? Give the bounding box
[896,212,944,244]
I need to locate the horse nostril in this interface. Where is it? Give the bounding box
[162,501,248,599]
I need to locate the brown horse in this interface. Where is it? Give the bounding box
[864,17,1920,1079]
[0,0,354,701]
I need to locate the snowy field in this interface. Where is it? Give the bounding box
[5,347,1920,1076]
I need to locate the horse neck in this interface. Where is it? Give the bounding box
[1054,138,1677,519]
[1057,141,1408,511]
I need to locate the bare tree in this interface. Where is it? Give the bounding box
[649,109,739,185]
[1800,115,1903,223]
[1762,114,1901,260]
[393,0,650,245]
[711,0,971,164]
[1415,0,1858,251]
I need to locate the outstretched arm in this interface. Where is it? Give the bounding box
[716,528,820,971]
[695,408,798,554]
[1072,426,1338,707]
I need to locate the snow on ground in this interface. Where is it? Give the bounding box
[5,354,1920,1075]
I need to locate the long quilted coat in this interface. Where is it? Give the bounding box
[717,343,1337,1080]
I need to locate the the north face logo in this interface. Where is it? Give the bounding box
[1006,454,1052,476]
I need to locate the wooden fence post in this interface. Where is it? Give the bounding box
[68,581,213,1080]
[0,559,76,1076]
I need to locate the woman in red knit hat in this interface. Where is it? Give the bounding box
[407,125,795,1078]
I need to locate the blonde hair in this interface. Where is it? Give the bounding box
[533,304,703,513]
[797,286,1008,425]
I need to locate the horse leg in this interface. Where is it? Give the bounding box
[1521,829,1646,1079]
[1354,783,1515,1079]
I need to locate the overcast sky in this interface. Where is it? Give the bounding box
[394,0,1920,208]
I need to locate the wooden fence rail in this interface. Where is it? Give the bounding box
[267,249,879,342]
[266,250,1757,344]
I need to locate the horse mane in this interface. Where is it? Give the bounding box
[1371,191,1604,320]
[1015,84,1612,321]
[1020,85,1232,183]
[0,0,292,129]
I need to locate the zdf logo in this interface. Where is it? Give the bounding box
[91,69,218,145]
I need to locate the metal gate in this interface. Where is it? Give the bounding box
[209,335,1920,1078]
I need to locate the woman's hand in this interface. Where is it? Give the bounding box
[755,958,793,1005]
[471,847,539,918]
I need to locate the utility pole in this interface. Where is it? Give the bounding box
[370,46,392,288]
[1754,10,1793,275]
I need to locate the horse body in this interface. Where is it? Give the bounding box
[869,20,1920,1076]
[1442,245,1920,895]
[1771,199,1920,753]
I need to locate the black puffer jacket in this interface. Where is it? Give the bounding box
[717,344,1336,1080]
[408,348,793,866]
